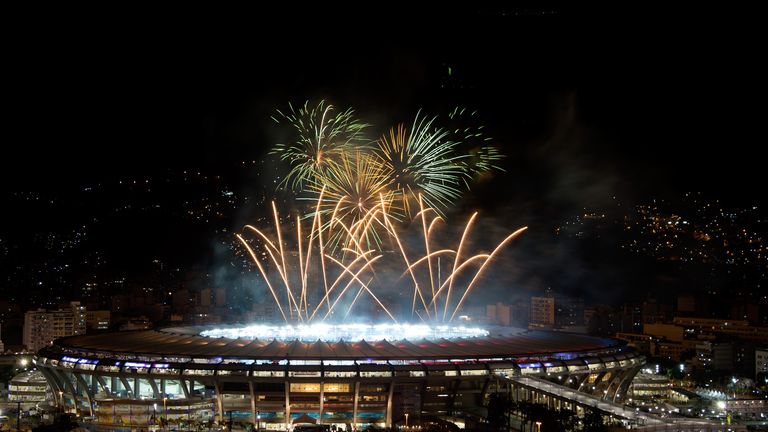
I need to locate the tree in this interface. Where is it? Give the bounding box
[31,413,78,431]
[487,393,509,432]
[581,410,606,432]
[556,409,578,432]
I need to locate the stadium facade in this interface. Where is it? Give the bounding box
[33,326,644,429]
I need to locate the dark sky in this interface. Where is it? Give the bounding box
[3,5,765,205]
[0,5,766,317]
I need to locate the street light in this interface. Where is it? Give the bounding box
[257,410,261,431]
[535,421,542,432]
[405,413,409,428]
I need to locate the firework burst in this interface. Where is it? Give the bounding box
[271,100,370,190]
[305,151,399,251]
[375,111,469,217]
[269,101,506,239]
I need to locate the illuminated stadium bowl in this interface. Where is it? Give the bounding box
[200,323,489,342]
[34,325,645,429]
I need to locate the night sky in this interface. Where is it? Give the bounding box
[4,6,764,199]
[1,6,766,318]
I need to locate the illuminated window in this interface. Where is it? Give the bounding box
[460,369,487,376]
[359,385,385,392]
[183,369,214,376]
[360,371,391,378]
[323,383,351,393]
[253,370,284,377]
[290,383,320,392]
[361,395,384,402]
[289,370,321,378]
[325,371,356,378]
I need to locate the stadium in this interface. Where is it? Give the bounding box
[33,324,645,430]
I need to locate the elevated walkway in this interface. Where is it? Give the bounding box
[501,375,744,431]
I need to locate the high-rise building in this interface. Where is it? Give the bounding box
[215,287,227,307]
[199,288,212,307]
[620,303,643,333]
[555,297,585,328]
[23,301,87,352]
[642,299,673,324]
[530,296,555,329]
[694,342,733,371]
[672,317,768,342]
[510,300,530,327]
[529,290,585,331]
[172,289,191,311]
[86,310,111,331]
[756,348,768,380]
[486,303,511,326]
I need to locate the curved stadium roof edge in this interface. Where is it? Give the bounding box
[44,327,625,361]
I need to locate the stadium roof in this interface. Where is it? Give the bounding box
[47,327,623,360]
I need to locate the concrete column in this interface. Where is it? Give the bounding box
[249,381,258,426]
[612,367,640,402]
[180,379,191,398]
[448,378,460,416]
[575,373,589,392]
[39,367,63,395]
[352,381,360,431]
[54,369,81,414]
[319,381,325,424]
[480,378,491,403]
[214,380,225,423]
[95,375,112,397]
[148,377,160,398]
[385,380,395,427]
[284,381,291,427]
[73,373,95,416]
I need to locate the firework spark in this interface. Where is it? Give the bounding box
[271,100,370,190]
[305,151,398,251]
[446,106,505,179]
[270,102,505,228]
[237,196,526,324]
[375,111,468,216]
